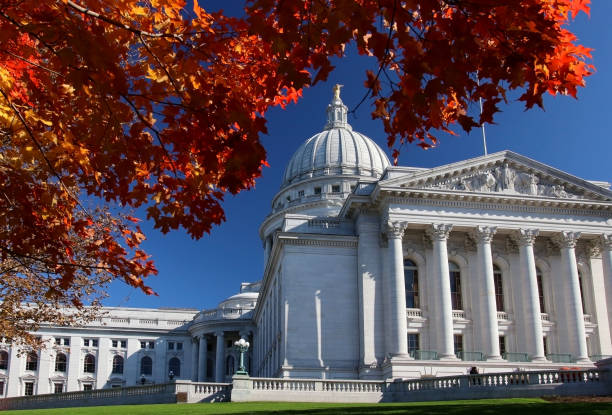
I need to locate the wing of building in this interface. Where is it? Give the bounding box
[2,91,612,397]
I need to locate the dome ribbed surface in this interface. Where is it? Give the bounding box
[281,128,391,188]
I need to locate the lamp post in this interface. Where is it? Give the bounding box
[234,338,250,375]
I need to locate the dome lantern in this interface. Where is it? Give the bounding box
[324,84,351,130]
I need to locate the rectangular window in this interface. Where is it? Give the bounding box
[331,184,341,193]
[168,342,174,350]
[543,337,549,356]
[140,341,146,349]
[454,335,463,357]
[407,333,420,356]
[177,342,183,350]
[350,185,356,192]
[24,382,34,396]
[83,384,93,391]
[64,338,70,346]
[55,338,61,345]
[54,383,63,394]
[537,273,546,313]
[0,380,4,396]
[499,336,506,355]
[148,341,155,349]
[83,339,90,347]
[92,339,98,347]
[120,340,126,348]
[297,190,304,197]
[112,340,118,348]
[494,271,505,312]
[404,260,419,308]
[314,187,321,195]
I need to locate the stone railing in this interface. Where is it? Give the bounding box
[232,368,609,403]
[541,313,550,321]
[452,310,466,320]
[584,314,592,323]
[502,352,530,362]
[406,308,423,318]
[197,308,253,321]
[496,311,509,320]
[174,381,231,403]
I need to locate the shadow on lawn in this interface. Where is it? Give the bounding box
[228,402,612,415]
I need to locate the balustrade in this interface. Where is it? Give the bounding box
[502,352,530,362]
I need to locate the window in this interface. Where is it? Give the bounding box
[543,337,549,356]
[83,354,95,373]
[64,338,70,346]
[83,338,98,347]
[454,335,463,357]
[55,353,67,372]
[168,357,181,377]
[25,351,38,371]
[536,268,546,313]
[331,184,341,193]
[54,383,63,394]
[404,259,419,308]
[0,350,8,369]
[493,265,504,312]
[24,382,34,396]
[314,187,321,195]
[168,342,174,350]
[92,339,98,347]
[0,380,4,396]
[112,355,124,374]
[83,339,89,347]
[176,342,183,350]
[449,262,462,310]
[83,384,93,391]
[578,270,587,314]
[121,340,127,349]
[112,340,118,348]
[55,338,61,346]
[407,333,420,356]
[225,355,235,376]
[148,341,155,349]
[297,190,304,197]
[140,356,153,376]
[350,185,356,192]
[499,336,506,355]
[140,341,146,349]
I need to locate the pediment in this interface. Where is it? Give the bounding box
[380,151,612,202]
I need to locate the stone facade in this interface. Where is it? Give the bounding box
[1,90,611,397]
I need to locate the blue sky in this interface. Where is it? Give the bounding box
[104,2,612,311]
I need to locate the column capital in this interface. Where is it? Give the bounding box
[513,229,539,246]
[471,226,497,244]
[384,221,408,239]
[600,233,612,250]
[427,223,453,241]
[552,231,581,249]
[215,330,225,337]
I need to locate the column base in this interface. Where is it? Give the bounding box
[530,356,549,363]
[486,355,504,361]
[438,354,460,361]
[574,357,592,364]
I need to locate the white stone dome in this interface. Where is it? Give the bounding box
[280,87,390,189]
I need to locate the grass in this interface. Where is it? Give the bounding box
[2,399,611,415]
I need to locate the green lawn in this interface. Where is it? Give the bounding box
[2,399,611,415]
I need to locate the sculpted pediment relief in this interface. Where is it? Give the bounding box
[422,163,585,199]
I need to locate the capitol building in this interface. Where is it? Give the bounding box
[1,90,611,398]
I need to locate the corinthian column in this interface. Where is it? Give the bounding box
[553,231,589,362]
[472,226,502,360]
[384,221,410,357]
[515,229,546,361]
[428,223,456,360]
[215,331,225,382]
[198,335,207,381]
[601,234,612,337]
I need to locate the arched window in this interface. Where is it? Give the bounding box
[140,356,152,376]
[25,351,38,371]
[404,259,419,308]
[168,357,181,377]
[83,354,95,373]
[0,350,8,370]
[112,355,124,374]
[536,267,546,313]
[578,270,587,314]
[449,261,462,310]
[55,353,67,372]
[493,265,504,312]
[225,355,235,376]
